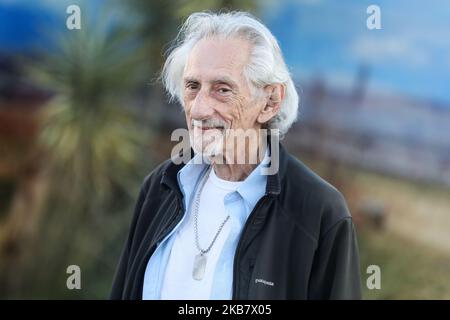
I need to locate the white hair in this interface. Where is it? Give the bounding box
[161,11,299,138]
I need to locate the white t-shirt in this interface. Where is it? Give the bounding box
[160,168,243,299]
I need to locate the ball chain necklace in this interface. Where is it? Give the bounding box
[192,165,230,281]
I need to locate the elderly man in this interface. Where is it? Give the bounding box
[110,11,361,300]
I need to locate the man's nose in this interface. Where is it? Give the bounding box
[189,89,215,120]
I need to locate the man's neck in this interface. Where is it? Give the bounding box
[209,142,267,182]
[212,162,258,182]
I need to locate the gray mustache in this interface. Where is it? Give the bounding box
[191,119,229,129]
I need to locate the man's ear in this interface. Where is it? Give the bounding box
[257,84,285,125]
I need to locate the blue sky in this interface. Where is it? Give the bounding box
[261,0,450,104]
[1,0,449,105]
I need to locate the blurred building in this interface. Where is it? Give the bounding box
[286,74,450,188]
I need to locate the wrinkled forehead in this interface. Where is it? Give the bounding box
[183,36,252,84]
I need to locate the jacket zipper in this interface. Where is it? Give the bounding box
[152,198,184,248]
[231,195,270,299]
[153,165,207,246]
[135,198,183,299]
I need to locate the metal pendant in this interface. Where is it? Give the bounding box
[192,253,207,281]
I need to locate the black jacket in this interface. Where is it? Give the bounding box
[110,142,362,299]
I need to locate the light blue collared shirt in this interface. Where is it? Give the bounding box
[142,150,269,299]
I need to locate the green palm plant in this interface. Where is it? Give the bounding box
[12,14,152,298]
[35,20,149,213]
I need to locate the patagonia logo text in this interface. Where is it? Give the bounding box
[255,278,274,286]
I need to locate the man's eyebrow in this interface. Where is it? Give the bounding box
[183,76,238,88]
[184,76,199,83]
[210,77,238,88]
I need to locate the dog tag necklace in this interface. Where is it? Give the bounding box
[192,166,230,281]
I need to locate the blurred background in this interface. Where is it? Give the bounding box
[0,0,449,299]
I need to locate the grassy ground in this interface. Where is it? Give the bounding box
[359,227,450,299]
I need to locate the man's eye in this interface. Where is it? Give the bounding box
[186,83,199,90]
[218,88,232,94]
